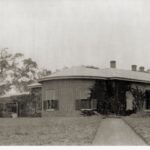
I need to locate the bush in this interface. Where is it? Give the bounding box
[130,111,150,118]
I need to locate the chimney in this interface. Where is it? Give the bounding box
[110,60,116,68]
[139,66,145,72]
[131,65,137,71]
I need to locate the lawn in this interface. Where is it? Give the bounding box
[0,116,101,145]
[124,117,150,145]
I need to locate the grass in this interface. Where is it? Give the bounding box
[124,116,150,145]
[0,116,101,145]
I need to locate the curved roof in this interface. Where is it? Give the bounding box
[38,66,150,84]
[28,82,42,88]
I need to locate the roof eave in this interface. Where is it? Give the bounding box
[28,85,42,89]
[38,76,150,84]
[38,76,107,82]
[110,77,150,84]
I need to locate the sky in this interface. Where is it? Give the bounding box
[0,0,150,71]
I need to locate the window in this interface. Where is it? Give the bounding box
[146,91,150,109]
[75,99,91,110]
[44,100,59,111]
[6,103,17,113]
[44,89,58,111]
[0,103,3,110]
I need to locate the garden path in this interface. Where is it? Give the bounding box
[92,118,147,145]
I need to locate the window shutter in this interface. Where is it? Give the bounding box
[51,100,53,109]
[52,100,59,110]
[55,100,59,110]
[80,99,91,109]
[86,100,90,109]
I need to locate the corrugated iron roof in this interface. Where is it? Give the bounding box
[38,66,150,83]
[0,92,30,103]
[0,92,30,98]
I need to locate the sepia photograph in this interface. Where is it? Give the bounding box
[0,0,149,147]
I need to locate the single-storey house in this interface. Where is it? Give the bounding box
[29,61,150,116]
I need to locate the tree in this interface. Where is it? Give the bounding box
[0,48,52,95]
[89,80,109,114]
[90,80,130,115]
[0,81,11,95]
[12,58,38,92]
[37,68,51,79]
[0,48,13,94]
[0,48,12,74]
[130,85,145,112]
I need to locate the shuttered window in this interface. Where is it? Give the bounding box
[75,99,91,110]
[80,99,90,109]
[43,100,59,110]
[44,89,58,111]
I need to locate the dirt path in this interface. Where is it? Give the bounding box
[92,118,147,145]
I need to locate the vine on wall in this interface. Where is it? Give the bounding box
[89,80,146,115]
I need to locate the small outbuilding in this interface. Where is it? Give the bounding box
[0,93,31,117]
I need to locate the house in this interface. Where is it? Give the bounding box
[29,61,150,117]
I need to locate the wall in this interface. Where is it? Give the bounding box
[31,87,42,114]
[41,79,150,117]
[42,79,95,116]
[126,82,150,111]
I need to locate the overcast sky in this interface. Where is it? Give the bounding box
[0,0,150,71]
